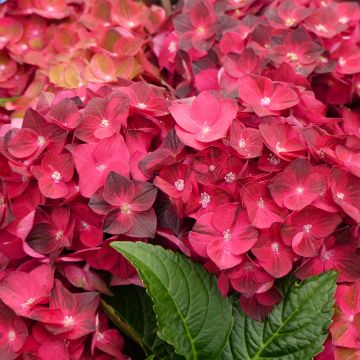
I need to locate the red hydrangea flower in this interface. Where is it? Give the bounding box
[89,172,157,238]
[72,134,130,198]
[252,225,295,278]
[238,75,299,117]
[281,206,341,257]
[0,264,53,317]
[75,96,129,143]
[169,91,238,149]
[331,283,360,349]
[330,167,360,223]
[31,151,74,199]
[269,159,325,211]
[188,203,258,269]
[31,280,100,340]
[0,301,28,360]
[242,181,288,229]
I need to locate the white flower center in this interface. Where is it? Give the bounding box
[55,231,64,241]
[196,26,205,35]
[315,24,328,33]
[96,164,106,172]
[319,56,328,64]
[168,41,177,53]
[303,224,312,233]
[174,179,185,191]
[257,197,265,208]
[137,102,147,110]
[271,242,279,254]
[63,315,75,327]
[285,17,295,26]
[339,16,349,24]
[97,332,105,341]
[260,96,271,106]
[296,187,304,194]
[37,136,46,146]
[121,204,131,214]
[336,192,344,200]
[21,297,36,308]
[81,221,90,229]
[267,153,280,165]
[51,171,62,183]
[127,21,136,28]
[224,172,236,184]
[7,331,16,342]
[208,164,216,172]
[275,142,286,153]
[100,119,110,127]
[199,192,211,208]
[239,138,247,148]
[244,262,254,271]
[286,52,298,62]
[338,57,346,67]
[223,229,232,241]
[322,250,334,261]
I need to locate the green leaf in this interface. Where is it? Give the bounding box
[101,285,182,359]
[220,271,337,360]
[111,241,233,360]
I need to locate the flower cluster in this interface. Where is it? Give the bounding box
[0,0,359,358]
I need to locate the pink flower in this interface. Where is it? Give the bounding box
[27,207,74,255]
[75,96,129,143]
[331,283,360,349]
[269,158,325,211]
[72,135,130,198]
[169,91,237,149]
[252,225,295,278]
[89,172,157,238]
[281,206,341,257]
[228,255,274,297]
[330,168,360,223]
[31,152,74,199]
[188,203,258,269]
[0,264,53,317]
[31,280,100,340]
[0,301,28,360]
[242,181,288,229]
[238,75,299,117]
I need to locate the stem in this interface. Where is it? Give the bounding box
[160,0,172,15]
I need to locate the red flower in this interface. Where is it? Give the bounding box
[188,203,258,269]
[75,96,129,143]
[281,206,341,257]
[304,7,347,38]
[252,225,295,278]
[243,181,288,229]
[154,164,194,203]
[0,301,28,360]
[0,264,53,317]
[169,91,238,149]
[330,168,360,223]
[27,207,74,255]
[72,135,130,198]
[228,255,274,297]
[31,152,74,199]
[31,280,100,340]
[238,75,299,117]
[331,283,360,349]
[89,172,157,238]
[269,159,325,211]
